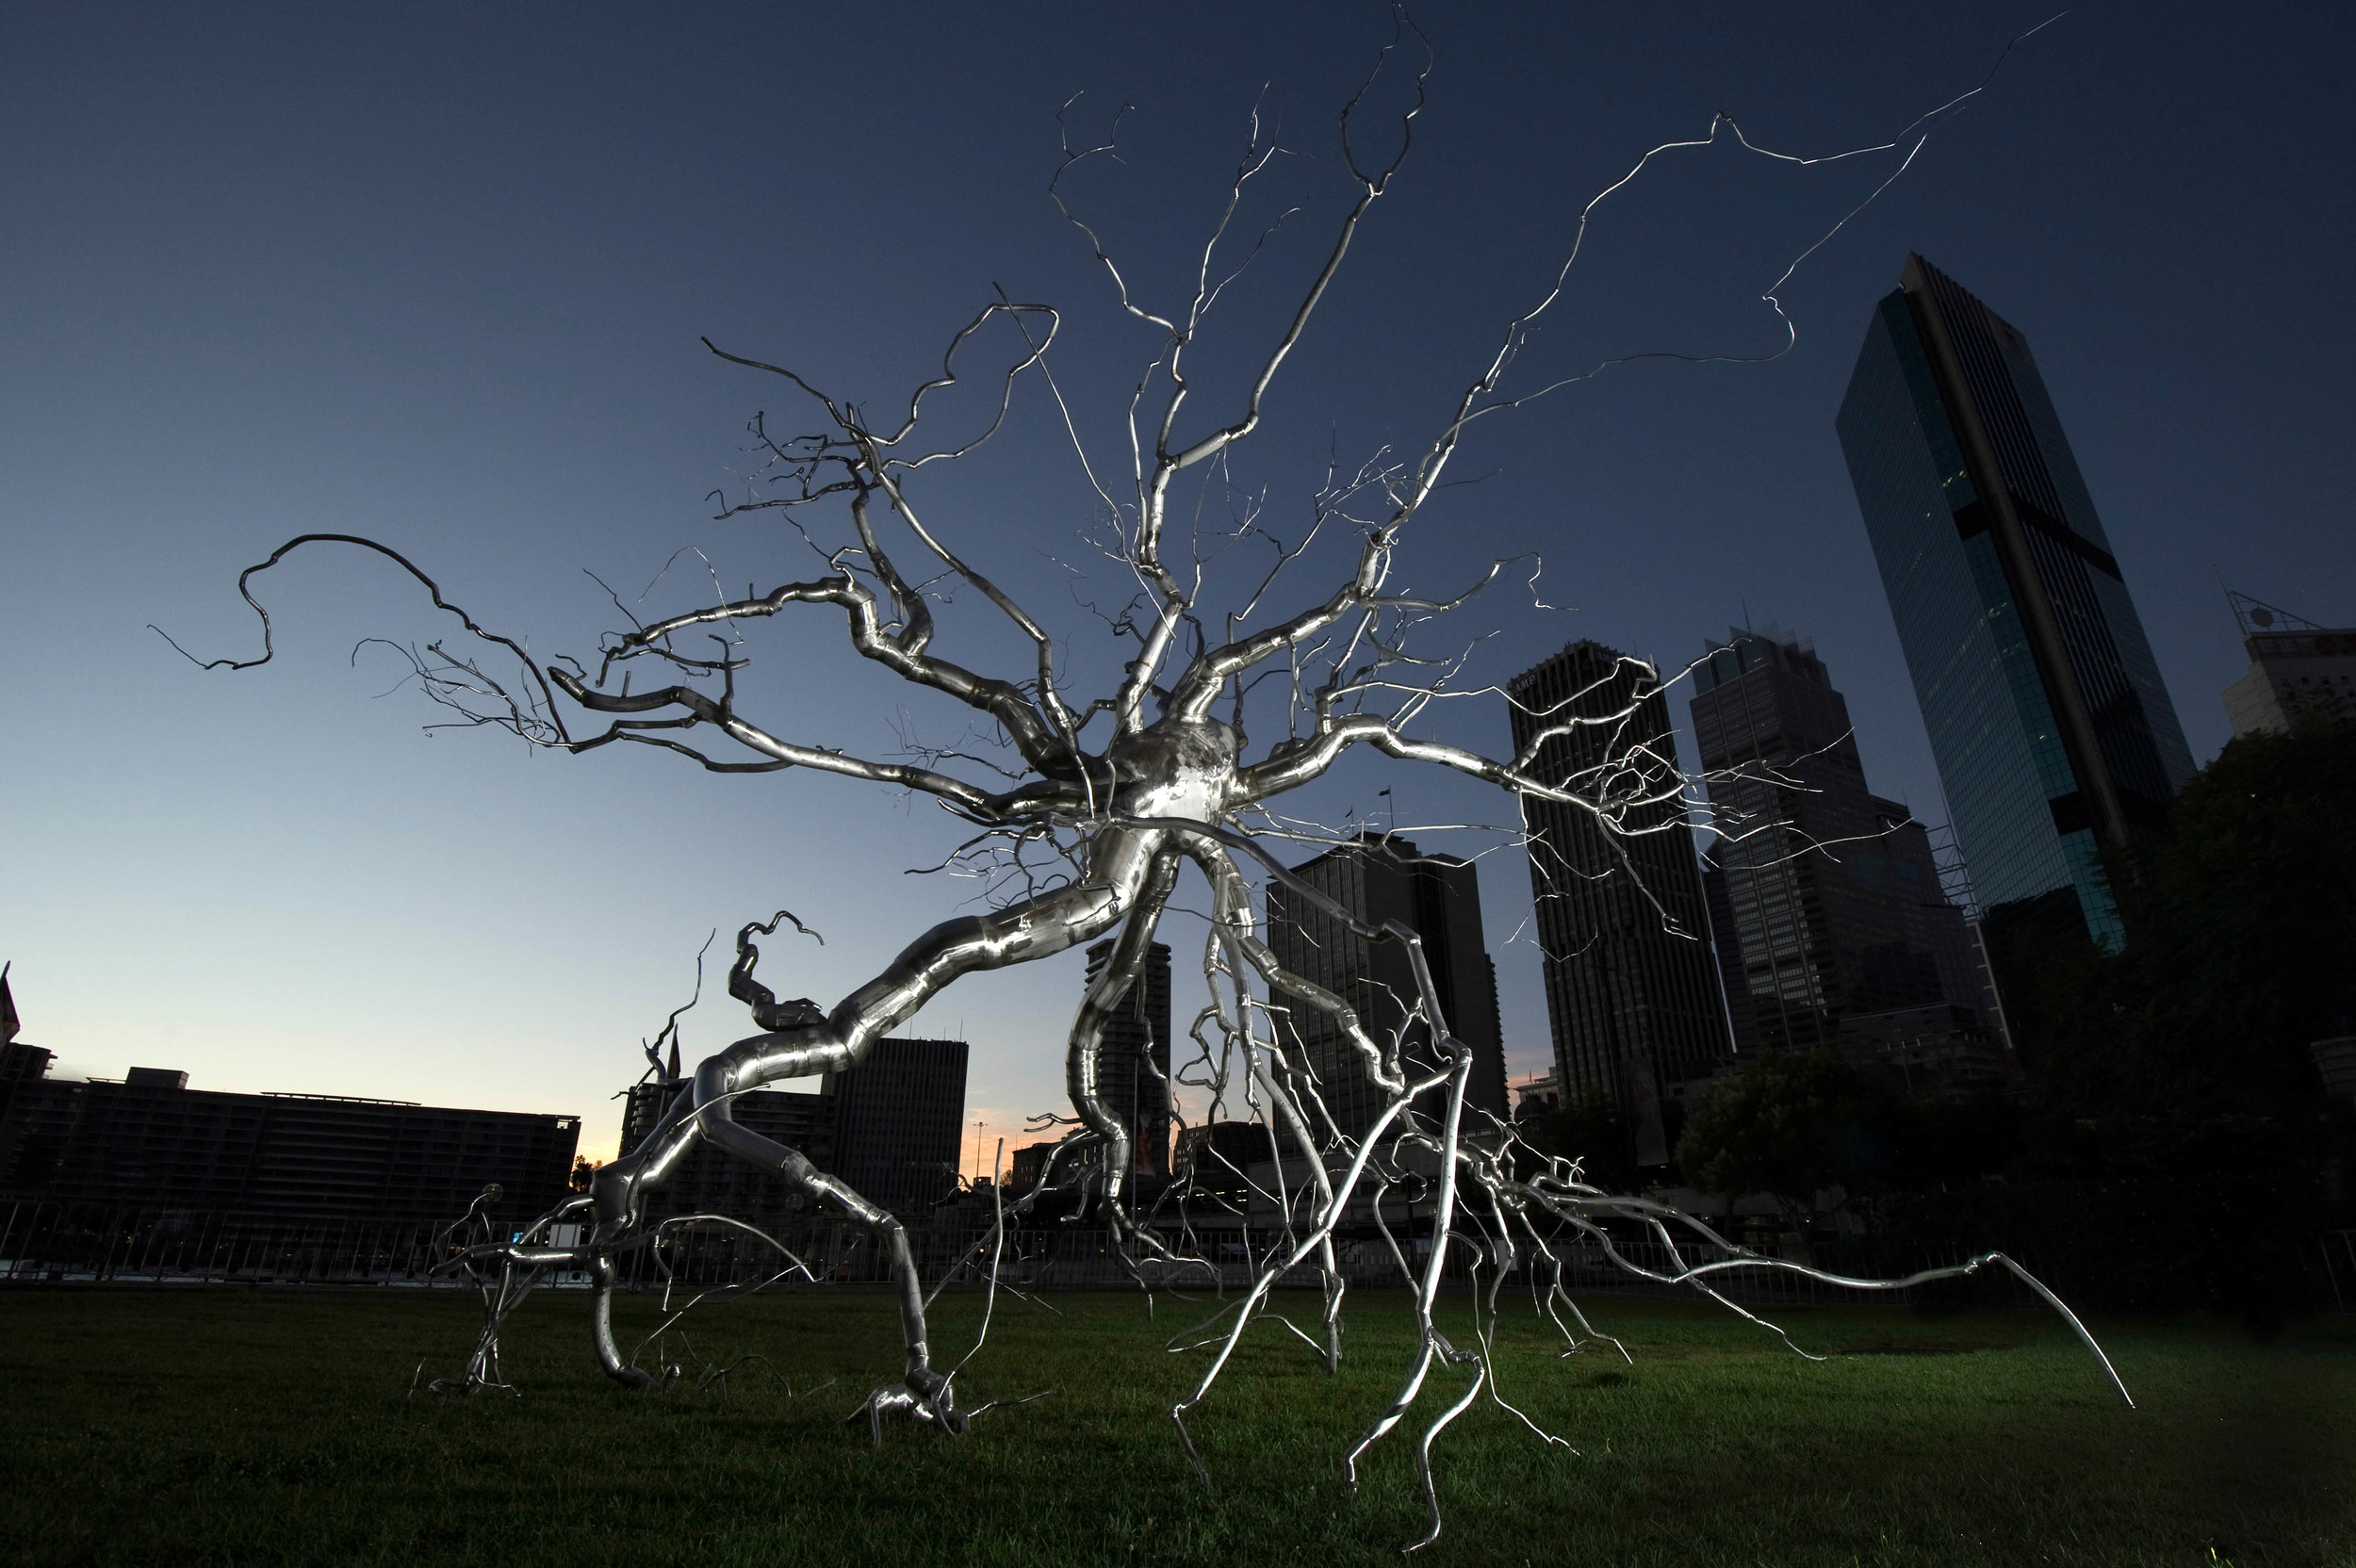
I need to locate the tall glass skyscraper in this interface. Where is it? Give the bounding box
[1836,255,2193,953]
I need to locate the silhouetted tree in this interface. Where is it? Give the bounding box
[1906,722,2356,1329]
[1519,1093,1643,1195]
[1673,1047,1900,1232]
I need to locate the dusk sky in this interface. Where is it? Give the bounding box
[4,2,2348,1172]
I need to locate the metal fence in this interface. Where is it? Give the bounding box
[0,1200,483,1287]
[0,1197,1981,1306]
[2305,1229,2356,1314]
[7,1198,2347,1313]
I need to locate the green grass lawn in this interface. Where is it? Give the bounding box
[1,1282,2348,1567]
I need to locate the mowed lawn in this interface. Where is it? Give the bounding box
[1,1282,2348,1567]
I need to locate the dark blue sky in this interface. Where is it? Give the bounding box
[5,2,2348,1165]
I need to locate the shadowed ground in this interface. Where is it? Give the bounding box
[1,1285,2348,1566]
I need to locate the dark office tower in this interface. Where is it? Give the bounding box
[1877,813,2008,1040]
[618,1079,669,1158]
[617,1079,833,1223]
[1264,836,1510,1142]
[0,970,41,1129]
[1697,845,1760,1056]
[1172,1120,1266,1201]
[1690,627,1961,1052]
[619,1037,965,1217]
[1508,641,1732,1164]
[1081,939,1173,1174]
[826,1037,968,1215]
[1838,255,2193,957]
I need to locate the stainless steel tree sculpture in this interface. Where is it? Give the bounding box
[176,21,2127,1549]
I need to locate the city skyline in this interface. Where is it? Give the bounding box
[3,6,2348,1162]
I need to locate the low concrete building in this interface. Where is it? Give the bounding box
[0,1057,579,1221]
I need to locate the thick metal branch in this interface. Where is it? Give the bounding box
[550,666,1069,820]
[583,570,1080,780]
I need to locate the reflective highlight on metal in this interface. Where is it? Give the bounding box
[178,18,2122,1550]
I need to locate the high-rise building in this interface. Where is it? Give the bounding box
[1171,1119,1267,1201]
[1264,835,1510,1142]
[1697,844,1760,1055]
[1837,254,2193,956]
[1508,641,1733,1163]
[1881,814,2009,1042]
[1690,626,2001,1054]
[617,1034,968,1218]
[0,1042,52,1120]
[618,1079,833,1220]
[2221,592,2356,737]
[824,1036,967,1216]
[1081,939,1172,1174]
[0,968,46,1130]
